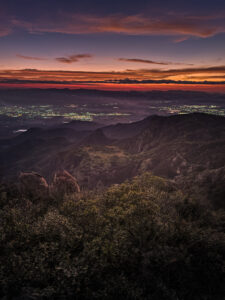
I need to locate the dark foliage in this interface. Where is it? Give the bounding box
[0,173,224,299]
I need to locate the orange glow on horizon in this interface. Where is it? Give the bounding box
[0,82,225,93]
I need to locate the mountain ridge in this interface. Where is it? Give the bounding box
[0,113,225,207]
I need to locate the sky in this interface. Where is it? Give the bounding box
[0,0,225,91]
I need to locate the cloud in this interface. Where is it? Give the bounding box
[1,78,224,86]
[118,58,193,66]
[103,78,225,85]
[0,65,225,84]
[0,27,12,37]
[16,54,47,61]
[173,36,189,43]
[7,12,225,38]
[139,65,225,78]
[118,58,169,65]
[55,54,93,63]
[16,53,92,64]
[0,11,13,37]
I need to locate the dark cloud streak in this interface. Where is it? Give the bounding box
[16,54,47,61]
[55,54,93,63]
[118,58,194,65]
[0,78,224,85]
[118,58,169,65]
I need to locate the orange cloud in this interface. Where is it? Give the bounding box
[0,65,225,84]
[137,65,225,79]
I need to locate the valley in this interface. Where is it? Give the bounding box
[1,112,225,209]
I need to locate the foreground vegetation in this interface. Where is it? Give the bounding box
[0,173,225,299]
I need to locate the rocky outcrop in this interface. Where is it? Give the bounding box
[18,170,80,200]
[19,172,49,199]
[51,170,80,198]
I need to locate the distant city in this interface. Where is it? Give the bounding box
[0,103,224,123]
[0,89,225,138]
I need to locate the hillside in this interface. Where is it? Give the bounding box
[0,113,225,207]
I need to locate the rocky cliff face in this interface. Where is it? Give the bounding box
[19,170,80,200]
[19,172,49,199]
[51,170,80,198]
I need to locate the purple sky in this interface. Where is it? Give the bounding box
[0,0,225,88]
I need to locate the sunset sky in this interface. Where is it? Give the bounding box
[1,0,225,91]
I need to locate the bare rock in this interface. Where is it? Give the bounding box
[19,172,49,199]
[51,170,80,198]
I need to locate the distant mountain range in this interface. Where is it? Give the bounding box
[0,88,224,105]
